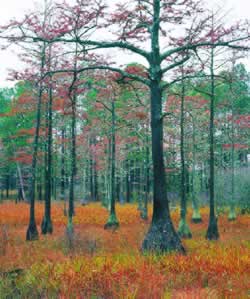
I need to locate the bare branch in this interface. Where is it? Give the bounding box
[161,36,250,61]
[43,65,151,86]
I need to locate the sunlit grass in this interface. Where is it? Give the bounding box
[0,201,249,298]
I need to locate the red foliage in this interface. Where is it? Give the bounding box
[234,115,250,128]
[222,143,249,149]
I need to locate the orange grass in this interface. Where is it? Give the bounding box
[0,201,249,298]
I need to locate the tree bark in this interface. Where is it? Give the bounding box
[26,44,46,241]
[142,81,185,253]
[206,46,219,240]
[142,0,184,253]
[178,74,192,238]
[61,128,67,216]
[191,117,202,223]
[68,91,76,233]
[17,164,27,202]
[126,157,131,203]
[104,97,119,229]
[41,82,53,235]
[141,133,149,220]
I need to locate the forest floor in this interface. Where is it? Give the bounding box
[0,201,249,299]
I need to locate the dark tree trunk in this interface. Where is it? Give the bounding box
[26,98,41,239]
[206,46,219,240]
[129,159,134,197]
[116,173,120,203]
[94,163,98,201]
[89,146,94,201]
[228,60,236,221]
[17,164,27,202]
[191,117,202,223]
[42,82,53,235]
[38,183,42,201]
[61,128,67,216]
[142,80,185,253]
[26,44,46,241]
[93,143,98,201]
[5,174,9,199]
[105,136,111,207]
[68,92,76,233]
[136,153,143,212]
[178,75,192,238]
[141,133,150,220]
[104,98,119,229]
[142,0,184,253]
[126,158,131,203]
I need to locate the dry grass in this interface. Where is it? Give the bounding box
[0,201,249,298]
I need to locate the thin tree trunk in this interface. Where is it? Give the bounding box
[5,174,9,199]
[104,97,119,229]
[94,163,98,201]
[61,128,67,216]
[17,164,27,202]
[191,117,202,223]
[228,60,236,221]
[67,45,78,236]
[178,73,192,238]
[41,81,53,234]
[89,143,94,201]
[67,92,76,233]
[126,156,131,203]
[228,134,236,220]
[26,44,46,241]
[206,45,219,240]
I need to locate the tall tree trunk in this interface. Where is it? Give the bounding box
[141,132,150,220]
[103,136,111,208]
[228,60,236,221]
[130,158,135,197]
[206,46,219,240]
[142,0,184,252]
[126,156,131,203]
[67,44,79,237]
[42,82,53,234]
[228,133,236,220]
[5,174,9,199]
[142,0,184,253]
[136,151,143,212]
[17,164,27,202]
[93,145,98,201]
[26,44,46,241]
[89,144,94,201]
[61,128,67,216]
[191,117,202,223]
[104,98,119,229]
[178,74,192,238]
[142,81,184,252]
[116,172,120,203]
[94,165,98,201]
[67,93,76,234]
